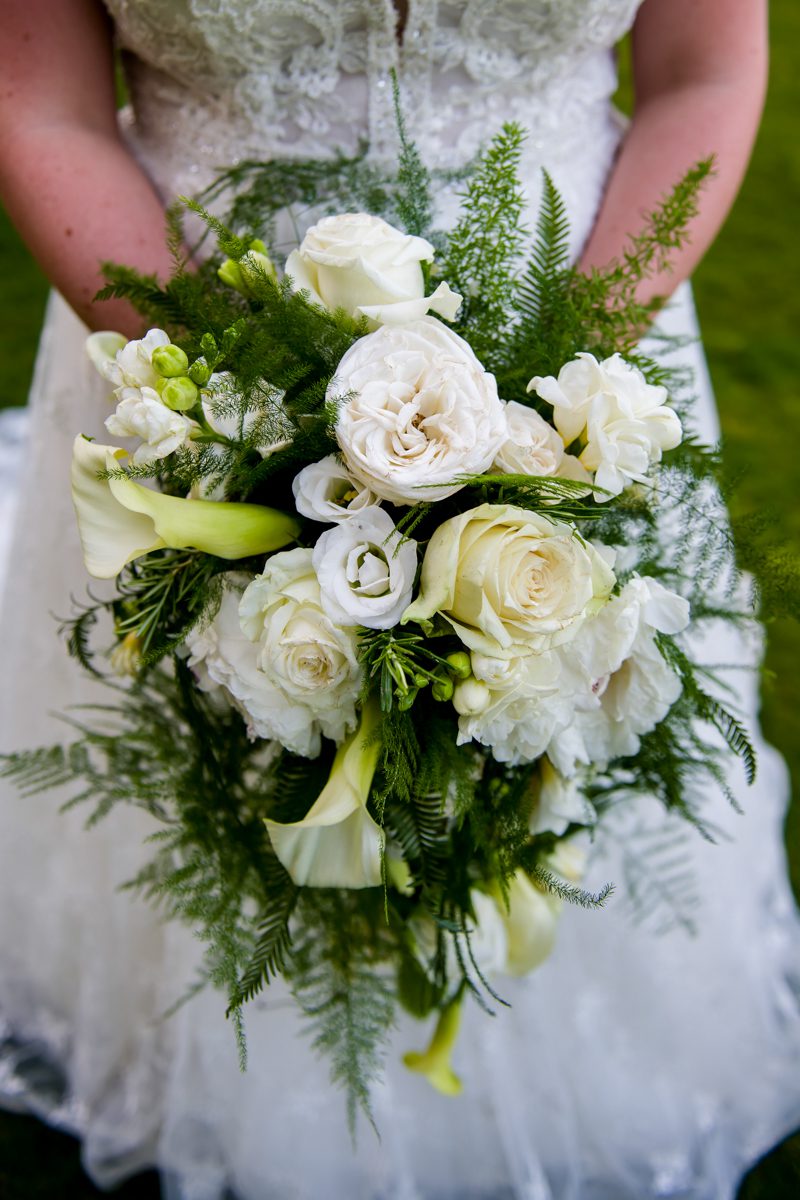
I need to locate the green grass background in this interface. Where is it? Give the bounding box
[0,4,798,1195]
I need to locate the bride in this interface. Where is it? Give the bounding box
[1,2,799,1197]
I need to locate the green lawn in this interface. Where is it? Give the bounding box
[0,2,798,1194]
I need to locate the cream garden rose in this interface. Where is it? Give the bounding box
[402,503,616,657]
[238,548,362,755]
[493,401,590,486]
[528,352,682,498]
[548,575,691,774]
[285,212,461,327]
[331,318,508,506]
[453,649,576,765]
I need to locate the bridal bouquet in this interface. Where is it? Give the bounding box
[3,115,757,1127]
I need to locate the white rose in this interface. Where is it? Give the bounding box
[88,327,171,389]
[529,758,595,835]
[493,401,590,486]
[292,455,379,524]
[104,386,196,464]
[548,575,690,773]
[332,318,508,506]
[285,212,461,327]
[185,582,314,748]
[238,548,362,755]
[528,353,682,499]
[312,506,418,630]
[402,503,616,657]
[455,650,578,765]
[201,372,293,458]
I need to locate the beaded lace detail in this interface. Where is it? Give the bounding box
[104,0,643,253]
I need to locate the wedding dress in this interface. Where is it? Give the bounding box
[2,3,800,1198]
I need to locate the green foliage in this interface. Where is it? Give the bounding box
[442,123,528,369]
[392,70,433,238]
[286,890,396,1137]
[599,815,701,937]
[114,551,225,664]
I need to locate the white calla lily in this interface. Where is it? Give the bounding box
[264,700,384,888]
[71,437,299,579]
[494,870,562,976]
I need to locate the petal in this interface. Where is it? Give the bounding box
[85,331,128,383]
[264,702,383,888]
[71,437,166,577]
[72,437,300,579]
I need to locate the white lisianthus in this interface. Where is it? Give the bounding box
[264,700,384,889]
[529,757,595,835]
[238,548,362,755]
[285,212,461,327]
[312,506,418,630]
[201,372,293,458]
[292,455,379,524]
[332,318,507,506]
[87,328,171,389]
[455,650,577,765]
[105,386,196,464]
[548,575,691,774]
[402,503,616,657]
[493,401,590,487]
[529,352,682,499]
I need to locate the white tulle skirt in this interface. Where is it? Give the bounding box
[1,290,799,1200]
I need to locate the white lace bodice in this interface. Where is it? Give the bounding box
[105,0,643,256]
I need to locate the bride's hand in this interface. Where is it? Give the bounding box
[579,0,768,309]
[0,0,175,337]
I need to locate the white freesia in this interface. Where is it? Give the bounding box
[285,212,461,327]
[312,506,418,630]
[332,318,507,505]
[87,327,171,389]
[264,701,384,888]
[548,575,691,774]
[105,386,196,464]
[529,757,595,835]
[70,437,299,579]
[292,455,379,524]
[529,352,682,499]
[455,650,578,765]
[493,401,590,486]
[238,548,362,755]
[402,503,615,658]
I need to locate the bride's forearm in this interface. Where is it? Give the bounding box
[0,124,173,337]
[0,0,172,337]
[579,0,768,304]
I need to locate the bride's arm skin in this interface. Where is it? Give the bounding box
[579,0,768,303]
[0,0,173,336]
[0,0,768,333]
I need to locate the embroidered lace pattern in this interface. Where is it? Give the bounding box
[104,0,643,252]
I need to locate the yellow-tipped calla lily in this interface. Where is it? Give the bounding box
[71,436,300,579]
[264,700,384,889]
[403,996,464,1096]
